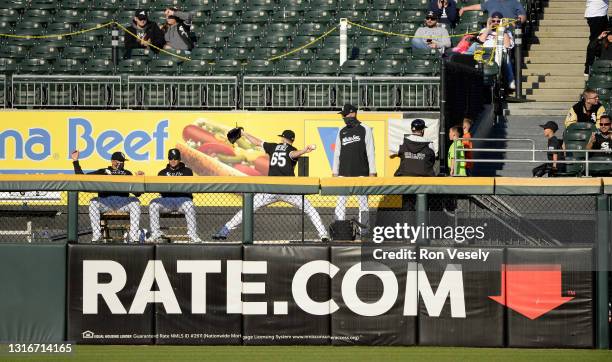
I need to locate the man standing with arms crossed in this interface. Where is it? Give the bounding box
[333,104,376,234]
[148,148,202,243]
[212,129,329,242]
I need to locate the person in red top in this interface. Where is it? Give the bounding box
[462,118,474,175]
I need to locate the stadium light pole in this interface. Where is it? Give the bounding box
[339,18,348,66]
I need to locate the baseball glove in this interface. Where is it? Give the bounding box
[227,127,243,144]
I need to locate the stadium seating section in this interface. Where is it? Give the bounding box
[0,0,491,77]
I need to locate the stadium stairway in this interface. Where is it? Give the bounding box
[506,0,606,116]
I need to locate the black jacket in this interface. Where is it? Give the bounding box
[73,160,138,198]
[157,162,194,199]
[124,20,166,52]
[394,137,436,177]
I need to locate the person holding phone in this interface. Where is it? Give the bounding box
[412,11,451,51]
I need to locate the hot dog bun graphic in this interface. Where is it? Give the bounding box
[179,120,270,176]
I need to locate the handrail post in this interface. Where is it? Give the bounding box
[439,58,447,175]
[596,195,609,349]
[242,193,254,244]
[514,23,523,100]
[339,18,348,66]
[586,151,590,176]
[67,191,78,244]
[415,193,428,245]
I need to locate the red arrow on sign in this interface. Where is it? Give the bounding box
[489,264,574,320]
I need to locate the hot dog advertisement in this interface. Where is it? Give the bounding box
[0,111,404,177]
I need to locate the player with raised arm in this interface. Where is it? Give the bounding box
[212,128,329,242]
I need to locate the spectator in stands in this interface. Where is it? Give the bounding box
[124,10,166,59]
[448,126,467,176]
[477,12,516,90]
[391,119,436,176]
[459,0,526,24]
[589,27,612,61]
[161,7,195,51]
[532,121,565,177]
[564,88,607,128]
[412,11,451,51]
[428,0,458,28]
[71,150,144,243]
[148,148,202,244]
[584,0,609,75]
[462,118,474,175]
[586,114,612,153]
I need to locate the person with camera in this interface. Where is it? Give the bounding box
[476,12,517,89]
[428,0,458,28]
[412,11,451,51]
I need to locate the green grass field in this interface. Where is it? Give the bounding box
[7,346,612,362]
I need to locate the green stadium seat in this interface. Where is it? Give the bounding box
[276,0,308,12]
[241,10,271,24]
[190,47,219,61]
[0,9,18,23]
[148,59,179,75]
[380,46,409,59]
[54,9,86,24]
[128,48,154,59]
[356,22,388,35]
[410,47,439,61]
[316,46,340,60]
[201,23,233,38]
[587,155,612,176]
[352,35,384,49]
[62,46,93,60]
[561,123,598,176]
[291,35,318,51]
[309,0,337,11]
[117,0,153,10]
[339,59,370,75]
[234,23,265,38]
[29,45,61,60]
[372,59,404,75]
[280,47,313,61]
[270,10,302,25]
[365,10,396,23]
[196,33,224,48]
[372,0,403,11]
[587,74,612,90]
[46,22,73,36]
[303,10,335,24]
[117,59,148,74]
[307,59,338,75]
[54,58,83,74]
[276,59,308,75]
[183,0,215,12]
[250,47,284,61]
[211,59,243,75]
[248,0,276,12]
[15,20,47,35]
[337,9,367,21]
[591,59,612,75]
[392,23,419,36]
[29,0,58,11]
[296,23,328,37]
[402,0,429,10]
[86,10,115,23]
[266,23,296,36]
[180,59,211,75]
[0,45,27,59]
[227,34,257,48]
[22,10,52,21]
[243,60,275,75]
[351,46,380,60]
[215,0,244,12]
[61,0,90,10]
[210,10,240,24]
[340,0,369,11]
[0,58,19,73]
[0,21,13,35]
[404,59,438,75]
[219,47,250,61]
[18,58,52,74]
[398,10,427,22]
[93,47,114,60]
[83,58,115,74]
[260,33,291,48]
[454,22,480,36]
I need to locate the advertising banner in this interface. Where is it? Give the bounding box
[505,248,593,348]
[155,244,243,345]
[0,111,402,177]
[68,244,155,344]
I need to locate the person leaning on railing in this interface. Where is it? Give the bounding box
[391,119,436,177]
[564,88,607,129]
[124,10,166,59]
[71,150,144,243]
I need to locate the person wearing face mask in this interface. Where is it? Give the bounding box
[332,104,376,234]
[71,150,144,243]
[147,148,202,244]
[124,9,166,59]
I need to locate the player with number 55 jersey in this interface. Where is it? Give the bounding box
[212,129,329,242]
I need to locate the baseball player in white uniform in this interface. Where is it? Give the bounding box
[212,129,329,242]
[148,148,201,243]
[71,150,143,243]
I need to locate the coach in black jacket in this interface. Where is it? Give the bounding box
[392,119,436,176]
[332,104,376,232]
[71,150,143,243]
[124,10,166,59]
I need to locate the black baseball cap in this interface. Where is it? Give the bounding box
[135,10,148,20]
[490,11,503,19]
[168,148,181,160]
[539,121,558,132]
[411,119,427,130]
[278,130,295,141]
[426,11,438,19]
[111,151,127,162]
[338,103,358,116]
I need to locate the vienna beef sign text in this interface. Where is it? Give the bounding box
[83,260,467,318]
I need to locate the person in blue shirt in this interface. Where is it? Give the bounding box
[428,0,458,28]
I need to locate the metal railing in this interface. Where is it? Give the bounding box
[0,75,5,108]
[242,76,354,109]
[127,76,238,109]
[357,76,441,110]
[454,137,612,176]
[11,75,122,108]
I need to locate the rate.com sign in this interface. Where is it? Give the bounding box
[67,245,593,347]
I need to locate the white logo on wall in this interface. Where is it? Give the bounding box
[82,330,95,339]
[0,191,62,201]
